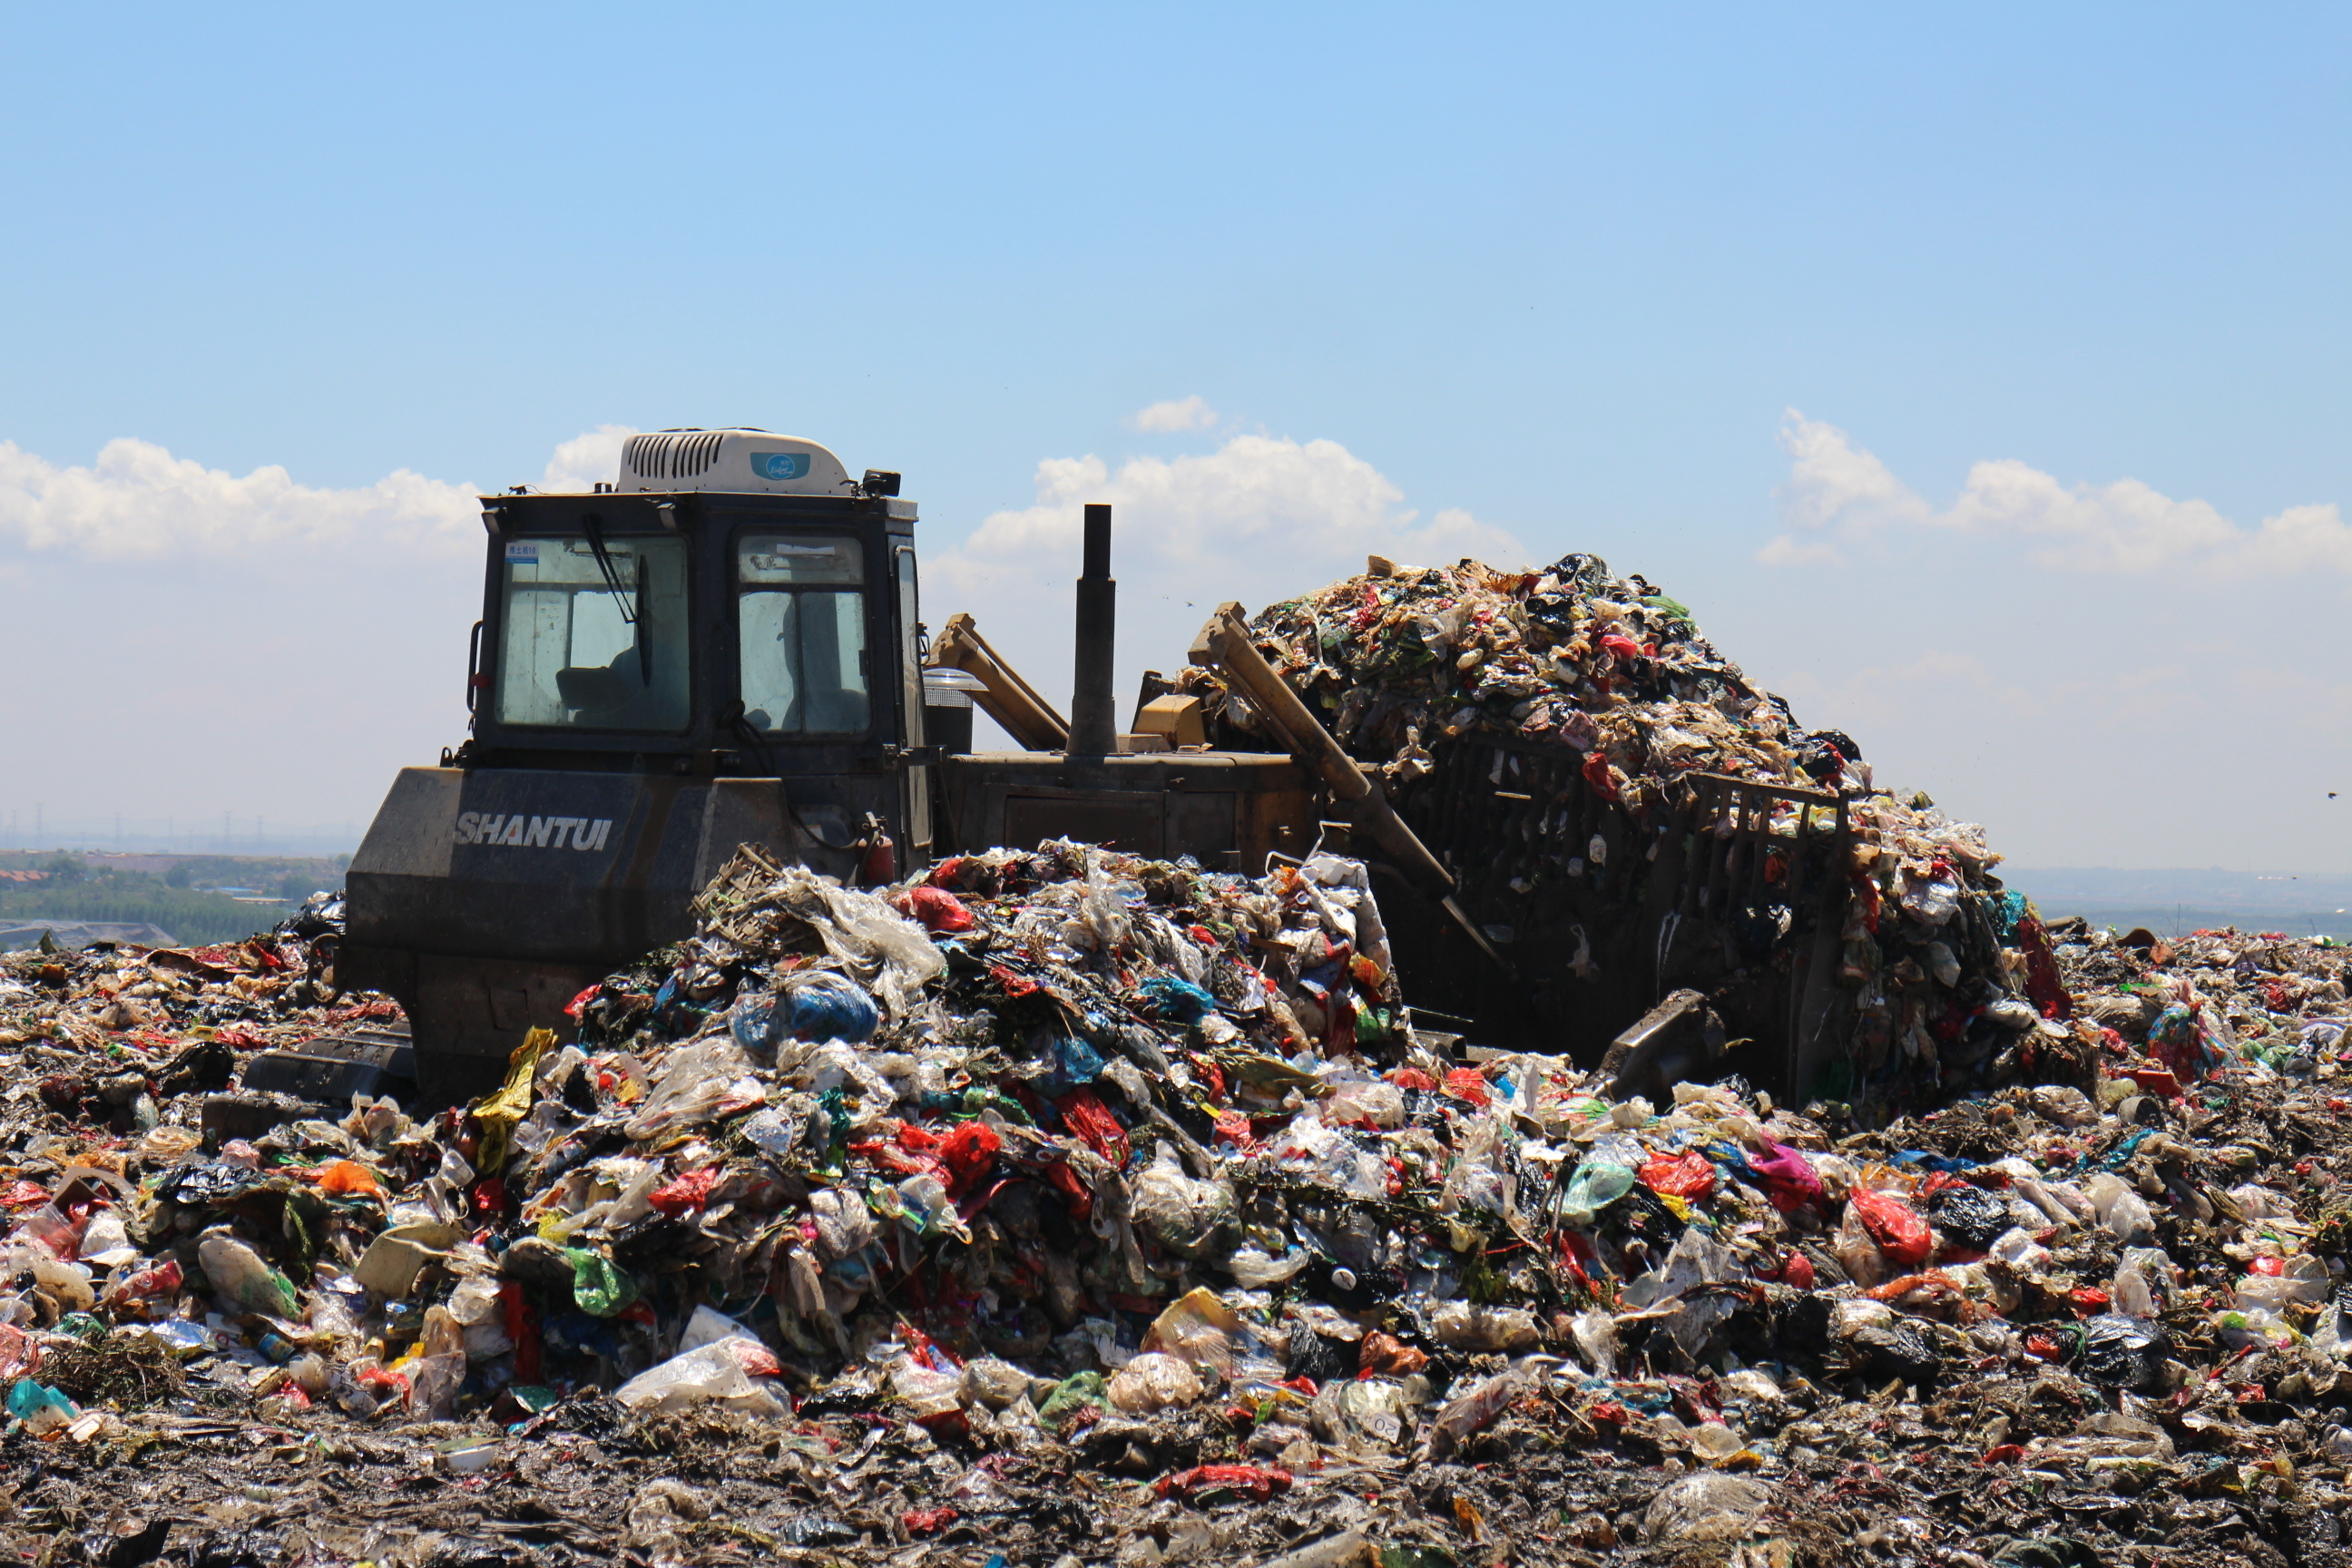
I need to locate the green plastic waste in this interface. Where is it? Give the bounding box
[1558,1159,1637,1227]
[1035,1369,1108,1434]
[564,1248,636,1317]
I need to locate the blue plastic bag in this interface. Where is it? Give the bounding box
[730,971,882,1050]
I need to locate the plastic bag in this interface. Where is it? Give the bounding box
[1642,1473,1772,1544]
[1036,1370,1108,1432]
[1558,1159,1637,1226]
[2082,1171,2155,1245]
[1421,1367,1521,1459]
[1141,1288,1243,1373]
[1748,1142,1822,1213]
[622,1039,754,1142]
[1105,1352,1202,1412]
[620,1340,788,1415]
[957,1356,1031,1412]
[1926,1182,2012,1250]
[1829,1205,1890,1289]
[889,884,974,933]
[730,971,882,1050]
[1899,869,1961,926]
[1228,1247,1312,1288]
[408,1352,465,1419]
[1640,1151,1718,1201]
[1570,1307,1620,1377]
[1129,1145,1234,1258]
[563,1248,636,1317]
[808,1187,878,1262]
[1320,1078,1405,1128]
[2076,1313,2170,1391]
[1847,1188,1933,1267]
[1310,1377,1408,1454]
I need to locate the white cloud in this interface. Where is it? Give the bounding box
[929,433,1523,721]
[0,437,482,561]
[1761,408,2352,576]
[0,425,649,564]
[541,424,638,493]
[1774,408,1930,536]
[1129,396,1220,433]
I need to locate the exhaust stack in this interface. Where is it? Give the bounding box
[1068,503,1117,757]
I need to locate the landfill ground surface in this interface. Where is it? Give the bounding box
[6,858,2352,1568]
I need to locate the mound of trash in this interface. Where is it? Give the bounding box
[1178,554,2079,1111]
[5,850,2352,1564]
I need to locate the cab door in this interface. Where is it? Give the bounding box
[893,544,933,858]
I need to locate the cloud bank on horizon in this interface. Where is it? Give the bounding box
[3,407,2345,868]
[1765,410,2352,576]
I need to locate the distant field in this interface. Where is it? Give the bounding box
[0,850,341,947]
[0,882,291,946]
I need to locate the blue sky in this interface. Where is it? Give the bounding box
[2,5,2347,867]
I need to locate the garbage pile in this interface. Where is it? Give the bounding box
[7,851,2352,1564]
[1176,553,2078,1108]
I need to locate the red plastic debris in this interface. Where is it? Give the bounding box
[902,1507,957,1536]
[1210,1108,1259,1152]
[647,1167,720,1217]
[938,1122,1002,1198]
[1640,1152,1718,1201]
[1155,1465,1294,1503]
[1983,1444,2025,1465]
[890,885,975,933]
[1580,750,1622,804]
[563,984,601,1020]
[1057,1087,1131,1165]
[1848,1188,1934,1267]
[1440,1068,1493,1108]
[987,965,1039,998]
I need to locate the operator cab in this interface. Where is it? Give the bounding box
[461,430,931,864]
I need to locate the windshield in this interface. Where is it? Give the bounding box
[495,534,691,731]
[738,532,869,735]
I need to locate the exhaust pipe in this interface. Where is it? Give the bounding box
[1068,503,1117,758]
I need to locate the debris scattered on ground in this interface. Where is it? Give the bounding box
[9,846,2352,1565]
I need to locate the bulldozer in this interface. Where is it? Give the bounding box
[343,429,1859,1104]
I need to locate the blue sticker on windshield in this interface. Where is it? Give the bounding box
[505,542,540,564]
[749,451,812,481]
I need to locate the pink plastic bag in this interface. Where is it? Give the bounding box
[1749,1142,1821,1213]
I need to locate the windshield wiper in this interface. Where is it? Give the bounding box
[582,515,652,687]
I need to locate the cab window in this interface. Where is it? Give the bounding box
[495,534,691,731]
[738,533,869,735]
